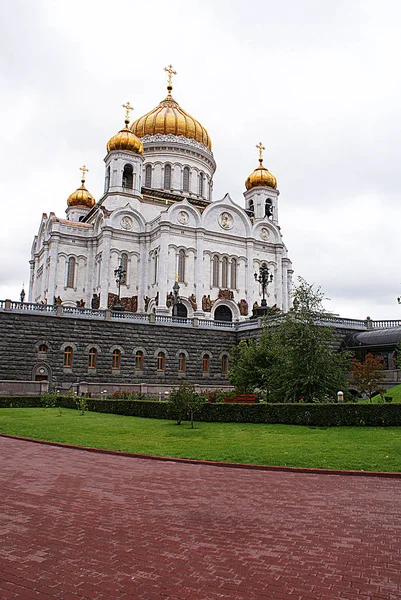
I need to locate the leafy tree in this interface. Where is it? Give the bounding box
[168,382,205,427]
[229,278,351,402]
[350,353,386,401]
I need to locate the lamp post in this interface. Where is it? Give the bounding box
[254,262,273,308]
[113,262,126,311]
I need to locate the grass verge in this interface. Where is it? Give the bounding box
[1,407,401,472]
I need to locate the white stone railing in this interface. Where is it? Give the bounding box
[1,299,400,332]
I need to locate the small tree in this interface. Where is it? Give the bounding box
[350,353,386,401]
[168,382,205,427]
[229,278,351,402]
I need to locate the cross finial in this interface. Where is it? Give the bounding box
[122,101,134,124]
[256,142,265,163]
[80,165,89,183]
[164,64,177,96]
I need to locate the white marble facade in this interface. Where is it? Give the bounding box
[29,83,293,321]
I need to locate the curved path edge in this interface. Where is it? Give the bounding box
[1,432,400,479]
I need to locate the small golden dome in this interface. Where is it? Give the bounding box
[245,159,277,190]
[131,91,212,150]
[67,166,95,208]
[107,123,144,154]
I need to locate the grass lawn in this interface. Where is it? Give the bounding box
[1,407,401,472]
[371,383,401,403]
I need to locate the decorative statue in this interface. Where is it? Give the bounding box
[76,299,86,308]
[144,296,151,312]
[238,299,248,316]
[202,294,214,312]
[166,292,174,308]
[91,293,100,309]
[253,300,259,310]
[218,289,234,300]
[54,296,62,306]
[108,292,118,308]
[188,294,197,311]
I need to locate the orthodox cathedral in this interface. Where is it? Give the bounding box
[29,66,293,321]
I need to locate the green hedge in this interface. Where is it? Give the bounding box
[0,396,42,408]
[1,396,401,426]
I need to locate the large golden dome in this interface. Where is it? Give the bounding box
[67,167,95,208]
[131,86,212,150]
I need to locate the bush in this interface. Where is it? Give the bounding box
[0,396,42,409]
[1,396,401,427]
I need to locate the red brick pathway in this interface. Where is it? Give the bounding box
[0,438,400,600]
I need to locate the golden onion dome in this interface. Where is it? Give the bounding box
[245,143,277,190]
[107,121,144,154]
[67,166,95,208]
[131,84,212,150]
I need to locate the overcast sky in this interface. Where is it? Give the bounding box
[1,0,400,319]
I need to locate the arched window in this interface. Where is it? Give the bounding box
[265,199,273,218]
[67,257,75,289]
[135,350,143,371]
[199,172,204,197]
[38,344,48,353]
[212,255,219,287]
[157,352,165,371]
[105,165,110,192]
[64,346,73,368]
[221,354,229,374]
[164,164,171,190]
[122,164,133,189]
[145,164,152,187]
[120,253,128,276]
[222,257,229,288]
[153,250,158,284]
[178,352,186,372]
[249,199,254,215]
[112,349,121,369]
[231,258,237,289]
[183,167,190,192]
[203,354,210,373]
[88,347,97,369]
[178,249,185,283]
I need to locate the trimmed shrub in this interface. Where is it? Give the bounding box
[0,396,42,408]
[1,397,401,426]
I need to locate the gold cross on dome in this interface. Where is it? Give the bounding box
[256,142,265,162]
[122,101,134,122]
[80,165,89,182]
[164,64,177,87]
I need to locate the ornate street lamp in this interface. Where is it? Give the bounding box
[254,262,273,308]
[113,262,126,311]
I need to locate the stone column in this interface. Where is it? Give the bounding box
[46,234,60,305]
[99,230,112,308]
[156,226,170,314]
[274,250,283,310]
[194,231,205,316]
[246,240,255,310]
[282,262,288,312]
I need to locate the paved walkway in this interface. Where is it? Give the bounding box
[0,438,400,600]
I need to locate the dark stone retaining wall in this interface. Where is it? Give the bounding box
[0,312,237,391]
